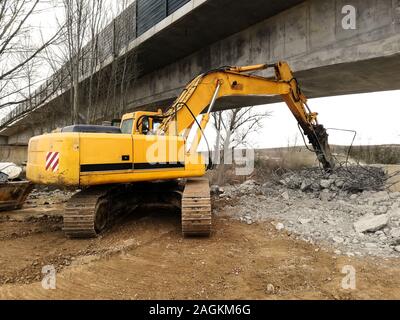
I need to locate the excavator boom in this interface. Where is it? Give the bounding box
[159,61,335,171]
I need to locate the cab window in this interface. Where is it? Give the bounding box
[142,117,150,134]
[153,119,162,131]
[120,118,133,134]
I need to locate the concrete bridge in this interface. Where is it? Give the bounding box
[1,0,400,163]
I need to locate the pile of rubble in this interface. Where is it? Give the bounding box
[26,188,76,206]
[276,166,387,193]
[213,166,400,258]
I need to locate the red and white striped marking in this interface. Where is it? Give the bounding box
[46,152,59,172]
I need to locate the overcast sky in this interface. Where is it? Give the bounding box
[197,89,400,149]
[2,1,399,148]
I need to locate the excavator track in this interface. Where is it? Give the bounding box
[64,180,212,238]
[64,187,109,238]
[181,178,212,237]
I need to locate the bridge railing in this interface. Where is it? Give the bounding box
[0,0,191,130]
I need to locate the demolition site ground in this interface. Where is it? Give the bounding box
[0,165,399,299]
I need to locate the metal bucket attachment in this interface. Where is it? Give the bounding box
[0,181,34,211]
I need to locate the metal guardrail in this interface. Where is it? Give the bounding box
[0,0,191,130]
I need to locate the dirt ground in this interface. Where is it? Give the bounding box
[0,202,399,300]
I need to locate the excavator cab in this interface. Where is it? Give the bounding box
[120,110,163,135]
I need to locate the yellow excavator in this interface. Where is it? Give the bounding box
[26,61,334,238]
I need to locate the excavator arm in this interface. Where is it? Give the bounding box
[158,61,335,171]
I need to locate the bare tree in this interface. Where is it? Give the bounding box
[57,0,135,124]
[92,1,138,122]
[61,0,90,124]
[85,0,108,123]
[0,0,61,112]
[116,0,137,117]
[212,107,271,184]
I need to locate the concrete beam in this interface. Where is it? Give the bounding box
[0,145,27,164]
[121,0,400,111]
[0,136,8,145]
[134,0,305,75]
[0,136,8,146]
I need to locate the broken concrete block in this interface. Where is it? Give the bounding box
[389,208,400,217]
[350,194,358,200]
[353,214,389,233]
[281,191,289,201]
[390,228,400,238]
[335,179,345,188]
[275,222,284,231]
[320,179,332,189]
[319,190,333,202]
[298,218,312,225]
[300,180,312,192]
[332,236,344,244]
[365,242,378,248]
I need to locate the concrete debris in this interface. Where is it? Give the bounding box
[354,214,389,233]
[216,168,400,258]
[227,179,261,197]
[276,166,387,193]
[378,206,388,214]
[298,218,311,225]
[300,179,312,192]
[266,284,275,294]
[390,228,400,239]
[319,190,333,202]
[389,208,400,217]
[210,185,224,195]
[281,191,289,201]
[239,214,254,225]
[275,222,285,231]
[0,163,22,180]
[332,236,344,244]
[320,179,332,189]
[26,188,76,206]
